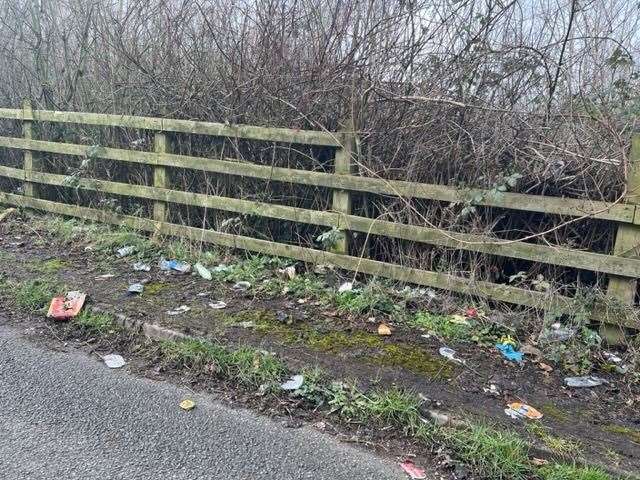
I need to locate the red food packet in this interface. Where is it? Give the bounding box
[47,291,86,320]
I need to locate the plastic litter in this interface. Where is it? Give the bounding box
[103,354,126,369]
[377,323,392,336]
[603,352,622,363]
[133,261,151,272]
[232,281,251,291]
[399,460,426,479]
[483,384,501,396]
[167,305,191,316]
[159,258,191,273]
[439,347,464,364]
[505,402,543,420]
[116,245,135,258]
[208,301,227,309]
[128,283,144,295]
[276,311,288,322]
[278,266,297,280]
[211,264,231,273]
[337,282,353,293]
[496,343,523,362]
[179,399,196,411]
[564,376,605,388]
[465,307,478,318]
[281,375,304,391]
[46,291,86,320]
[95,274,115,279]
[541,323,576,342]
[194,263,212,280]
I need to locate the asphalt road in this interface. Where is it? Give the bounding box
[0,325,406,480]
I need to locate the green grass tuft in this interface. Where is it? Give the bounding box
[410,311,472,342]
[159,338,285,388]
[443,423,531,480]
[75,310,118,335]
[538,464,613,480]
[15,279,61,310]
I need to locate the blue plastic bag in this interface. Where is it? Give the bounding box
[496,343,523,362]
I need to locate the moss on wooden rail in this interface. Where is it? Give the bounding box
[0,108,341,147]
[1,164,640,278]
[0,135,634,223]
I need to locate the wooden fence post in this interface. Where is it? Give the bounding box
[22,99,38,198]
[604,135,640,341]
[331,120,356,255]
[152,132,169,229]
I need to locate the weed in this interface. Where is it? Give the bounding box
[296,366,331,406]
[602,424,640,443]
[284,274,329,299]
[75,310,118,335]
[410,311,472,342]
[334,282,396,315]
[159,338,285,388]
[526,423,582,458]
[538,464,612,480]
[443,423,531,480]
[15,279,61,310]
[360,388,422,429]
[94,229,157,258]
[33,258,67,274]
[213,254,287,282]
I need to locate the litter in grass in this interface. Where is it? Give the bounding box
[483,384,501,396]
[133,261,151,272]
[564,376,606,388]
[337,281,353,293]
[211,264,231,273]
[208,301,227,309]
[496,343,523,362]
[103,354,126,369]
[377,323,392,336]
[194,263,212,280]
[95,274,116,279]
[128,283,144,295]
[167,305,191,316]
[465,307,478,318]
[179,399,196,411]
[281,374,304,391]
[276,310,288,322]
[541,323,576,342]
[232,281,251,291]
[238,321,256,328]
[159,259,191,273]
[277,265,297,280]
[399,460,426,479]
[603,352,622,363]
[116,245,135,257]
[505,402,543,420]
[46,291,86,320]
[439,347,464,364]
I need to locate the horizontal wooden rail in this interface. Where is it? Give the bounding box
[2,164,639,277]
[0,135,634,224]
[0,108,341,147]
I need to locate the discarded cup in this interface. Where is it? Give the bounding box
[564,376,605,388]
[103,354,126,369]
[281,374,304,391]
[195,263,212,280]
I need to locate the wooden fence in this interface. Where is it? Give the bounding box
[0,100,639,329]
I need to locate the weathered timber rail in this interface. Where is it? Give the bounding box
[0,102,638,329]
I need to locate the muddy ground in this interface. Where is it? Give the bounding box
[0,212,639,478]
